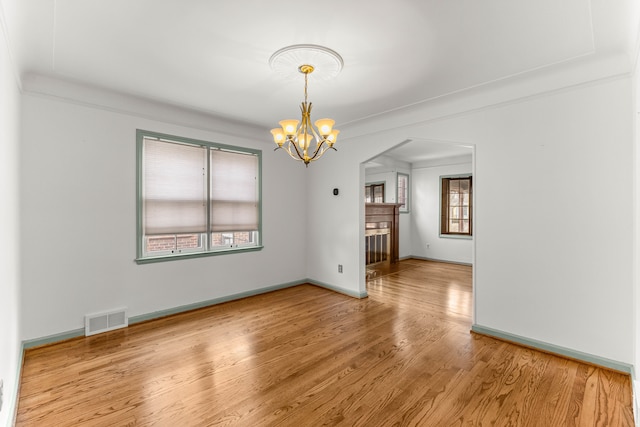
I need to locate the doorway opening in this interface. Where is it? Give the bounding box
[361,138,475,320]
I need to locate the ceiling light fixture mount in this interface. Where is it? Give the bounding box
[269,45,343,166]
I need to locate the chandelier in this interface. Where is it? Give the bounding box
[269,45,343,166]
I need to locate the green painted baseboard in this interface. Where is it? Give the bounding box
[409,255,472,266]
[307,279,368,299]
[129,280,306,324]
[23,328,85,349]
[20,278,364,349]
[471,324,633,374]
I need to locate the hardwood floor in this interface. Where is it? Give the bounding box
[16,259,634,426]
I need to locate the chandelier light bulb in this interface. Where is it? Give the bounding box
[314,118,335,136]
[270,128,285,146]
[326,130,340,147]
[297,133,313,150]
[279,119,299,136]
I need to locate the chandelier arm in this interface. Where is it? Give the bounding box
[309,132,328,161]
[282,142,305,162]
[309,143,325,162]
[309,107,322,149]
[286,138,305,161]
[286,107,308,161]
[310,144,330,162]
[308,119,329,161]
[309,144,338,162]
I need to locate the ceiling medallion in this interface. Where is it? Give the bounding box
[269,44,344,81]
[269,45,343,166]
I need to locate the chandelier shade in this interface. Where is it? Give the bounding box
[269,46,342,166]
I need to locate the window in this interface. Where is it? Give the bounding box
[441,175,472,236]
[365,183,385,203]
[136,130,261,263]
[397,173,409,213]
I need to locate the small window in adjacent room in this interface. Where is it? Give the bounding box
[136,130,262,263]
[397,173,409,213]
[441,175,472,236]
[365,183,385,203]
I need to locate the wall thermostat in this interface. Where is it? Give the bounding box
[333,188,339,196]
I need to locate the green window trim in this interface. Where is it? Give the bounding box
[135,129,263,264]
[135,246,264,264]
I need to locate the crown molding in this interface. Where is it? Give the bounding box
[340,52,631,140]
[0,0,22,91]
[21,72,267,142]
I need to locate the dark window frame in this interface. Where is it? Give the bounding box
[440,175,472,237]
[365,182,385,203]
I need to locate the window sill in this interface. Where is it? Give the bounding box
[439,234,473,240]
[135,245,264,264]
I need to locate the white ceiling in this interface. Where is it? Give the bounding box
[4,0,638,163]
[381,140,473,164]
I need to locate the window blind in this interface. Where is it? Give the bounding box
[143,138,207,235]
[210,150,259,232]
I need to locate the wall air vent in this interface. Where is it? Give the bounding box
[85,308,128,336]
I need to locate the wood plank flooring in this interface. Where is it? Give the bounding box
[16,259,634,426]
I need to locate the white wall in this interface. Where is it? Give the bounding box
[411,161,473,264]
[19,89,309,341]
[364,156,410,203]
[633,13,640,413]
[398,214,411,259]
[364,171,395,202]
[0,1,21,424]
[308,75,634,365]
[306,152,366,296]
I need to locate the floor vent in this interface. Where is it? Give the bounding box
[85,308,128,336]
